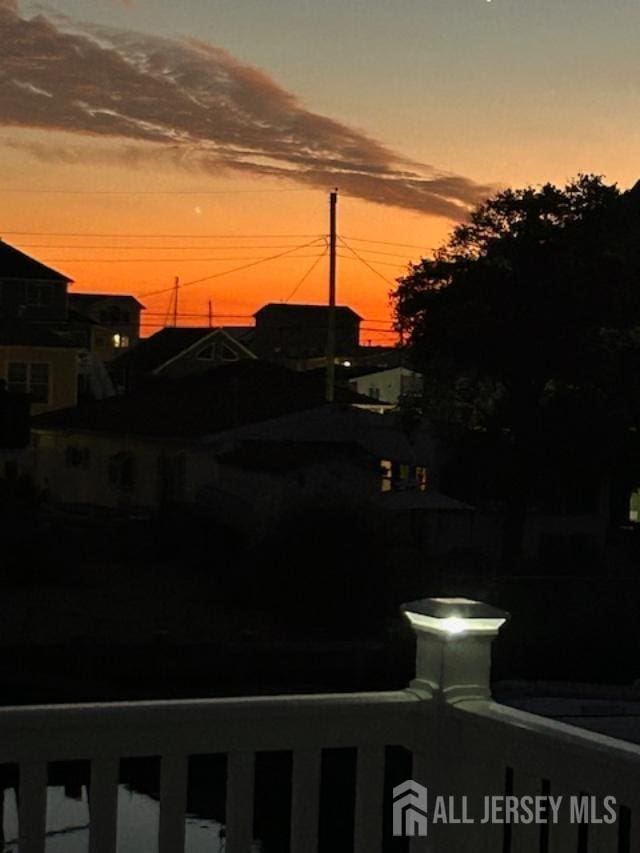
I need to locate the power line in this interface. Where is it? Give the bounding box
[342,235,436,251]
[337,253,406,269]
[17,243,320,250]
[139,238,326,298]
[284,244,328,303]
[338,237,397,287]
[40,254,325,263]
[1,230,324,239]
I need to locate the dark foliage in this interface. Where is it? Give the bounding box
[393,175,640,565]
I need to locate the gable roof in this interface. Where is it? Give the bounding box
[254,303,362,323]
[0,241,71,283]
[113,326,255,374]
[32,361,373,440]
[69,293,145,309]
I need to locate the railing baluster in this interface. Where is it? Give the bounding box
[408,749,429,853]
[18,761,47,853]
[589,814,619,853]
[624,800,639,853]
[353,746,384,853]
[158,753,188,853]
[511,770,542,853]
[89,757,119,853]
[226,750,255,853]
[290,749,321,853]
[549,785,579,853]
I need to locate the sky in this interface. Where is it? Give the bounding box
[2,0,640,342]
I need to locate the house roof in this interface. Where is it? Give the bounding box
[254,303,362,323]
[69,293,145,309]
[113,326,255,374]
[210,404,423,464]
[217,440,369,474]
[32,361,374,440]
[377,490,473,512]
[0,241,71,283]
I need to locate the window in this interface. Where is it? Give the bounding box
[197,344,215,360]
[29,363,50,403]
[368,386,381,400]
[7,363,27,395]
[65,446,91,469]
[26,283,53,307]
[112,334,130,349]
[221,344,239,362]
[416,466,428,492]
[7,362,50,403]
[108,452,135,489]
[380,459,393,492]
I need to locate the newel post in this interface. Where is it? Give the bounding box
[401,597,509,704]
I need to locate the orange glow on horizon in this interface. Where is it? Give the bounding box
[2,134,455,347]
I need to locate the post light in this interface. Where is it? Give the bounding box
[401,597,509,703]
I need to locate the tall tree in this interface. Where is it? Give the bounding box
[393,175,640,567]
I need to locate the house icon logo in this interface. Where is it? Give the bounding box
[393,780,428,836]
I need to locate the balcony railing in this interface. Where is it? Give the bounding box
[0,597,638,852]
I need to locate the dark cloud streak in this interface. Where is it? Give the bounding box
[0,0,493,218]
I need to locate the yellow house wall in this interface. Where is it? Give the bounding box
[0,345,78,415]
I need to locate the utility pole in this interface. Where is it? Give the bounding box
[172,276,179,327]
[208,300,213,328]
[325,188,338,402]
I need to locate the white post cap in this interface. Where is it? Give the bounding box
[401,597,510,703]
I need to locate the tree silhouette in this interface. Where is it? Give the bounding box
[394,175,640,567]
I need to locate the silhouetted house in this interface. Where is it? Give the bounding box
[31,362,426,517]
[0,239,71,322]
[253,303,361,362]
[68,293,144,354]
[112,326,257,391]
[0,242,136,403]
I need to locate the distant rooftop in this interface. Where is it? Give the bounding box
[32,361,372,440]
[69,293,145,309]
[113,326,255,374]
[0,240,72,283]
[254,303,362,321]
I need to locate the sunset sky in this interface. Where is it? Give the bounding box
[2,0,640,342]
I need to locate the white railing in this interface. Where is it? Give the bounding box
[0,597,638,852]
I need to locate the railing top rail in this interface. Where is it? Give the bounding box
[0,689,417,724]
[0,690,421,764]
[455,699,640,763]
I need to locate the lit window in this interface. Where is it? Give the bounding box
[112,334,130,349]
[416,466,428,492]
[380,459,393,492]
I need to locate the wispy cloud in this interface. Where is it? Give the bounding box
[0,0,493,218]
